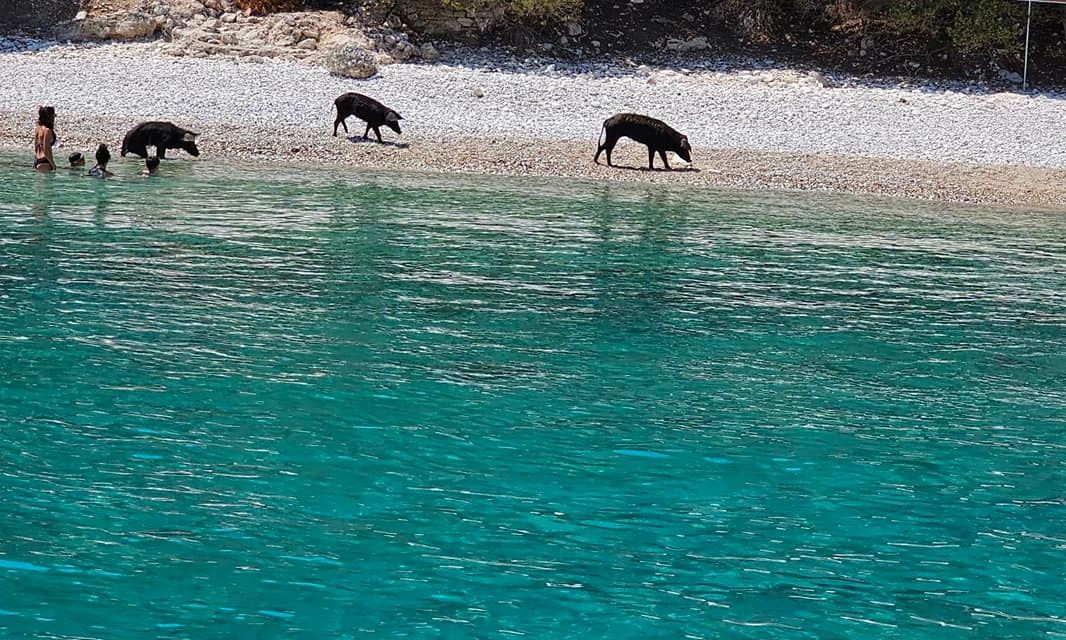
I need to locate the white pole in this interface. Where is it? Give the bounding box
[1023,0,1033,90]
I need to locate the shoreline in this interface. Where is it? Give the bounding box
[3,42,1066,207]
[5,120,1066,208]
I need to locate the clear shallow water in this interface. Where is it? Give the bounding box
[1,154,1065,639]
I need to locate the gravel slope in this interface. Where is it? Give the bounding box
[2,41,1065,206]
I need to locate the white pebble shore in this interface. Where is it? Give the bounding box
[2,40,1066,206]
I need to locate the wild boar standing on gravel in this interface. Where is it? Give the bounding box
[332,92,403,143]
[594,113,692,170]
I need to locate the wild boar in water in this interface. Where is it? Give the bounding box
[332,92,403,143]
[121,121,200,159]
[594,113,691,170]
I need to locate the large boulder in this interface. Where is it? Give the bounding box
[321,36,379,79]
[69,11,162,40]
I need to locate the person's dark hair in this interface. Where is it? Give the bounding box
[95,143,110,167]
[146,156,160,171]
[37,106,56,129]
[68,152,84,166]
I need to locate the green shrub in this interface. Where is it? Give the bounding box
[948,0,1023,53]
[872,0,1024,53]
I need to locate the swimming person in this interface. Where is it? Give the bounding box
[139,156,160,177]
[68,152,85,168]
[33,106,57,172]
[88,144,114,178]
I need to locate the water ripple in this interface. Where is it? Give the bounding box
[1,156,1065,639]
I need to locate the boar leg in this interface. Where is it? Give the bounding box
[595,135,618,167]
[333,115,348,137]
[156,145,166,160]
[373,126,384,143]
[648,147,656,170]
[659,150,671,170]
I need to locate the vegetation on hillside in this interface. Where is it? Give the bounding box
[707,0,1040,73]
[236,0,1066,82]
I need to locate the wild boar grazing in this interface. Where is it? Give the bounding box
[333,92,403,142]
[594,113,692,170]
[121,121,200,159]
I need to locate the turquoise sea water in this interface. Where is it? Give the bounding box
[1,154,1065,639]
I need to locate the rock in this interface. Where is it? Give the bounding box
[296,38,317,49]
[167,0,202,21]
[567,23,582,37]
[391,41,417,61]
[666,35,708,53]
[472,87,484,98]
[221,12,237,23]
[322,39,378,79]
[809,71,831,88]
[420,42,440,62]
[70,12,161,41]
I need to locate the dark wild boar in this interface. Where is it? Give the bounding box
[333,92,403,142]
[594,113,691,170]
[121,121,200,159]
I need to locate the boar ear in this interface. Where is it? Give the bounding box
[681,136,691,149]
[386,112,401,122]
[182,132,200,142]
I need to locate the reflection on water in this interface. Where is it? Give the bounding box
[1,155,1066,639]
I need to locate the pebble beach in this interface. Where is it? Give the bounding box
[3,38,1066,206]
